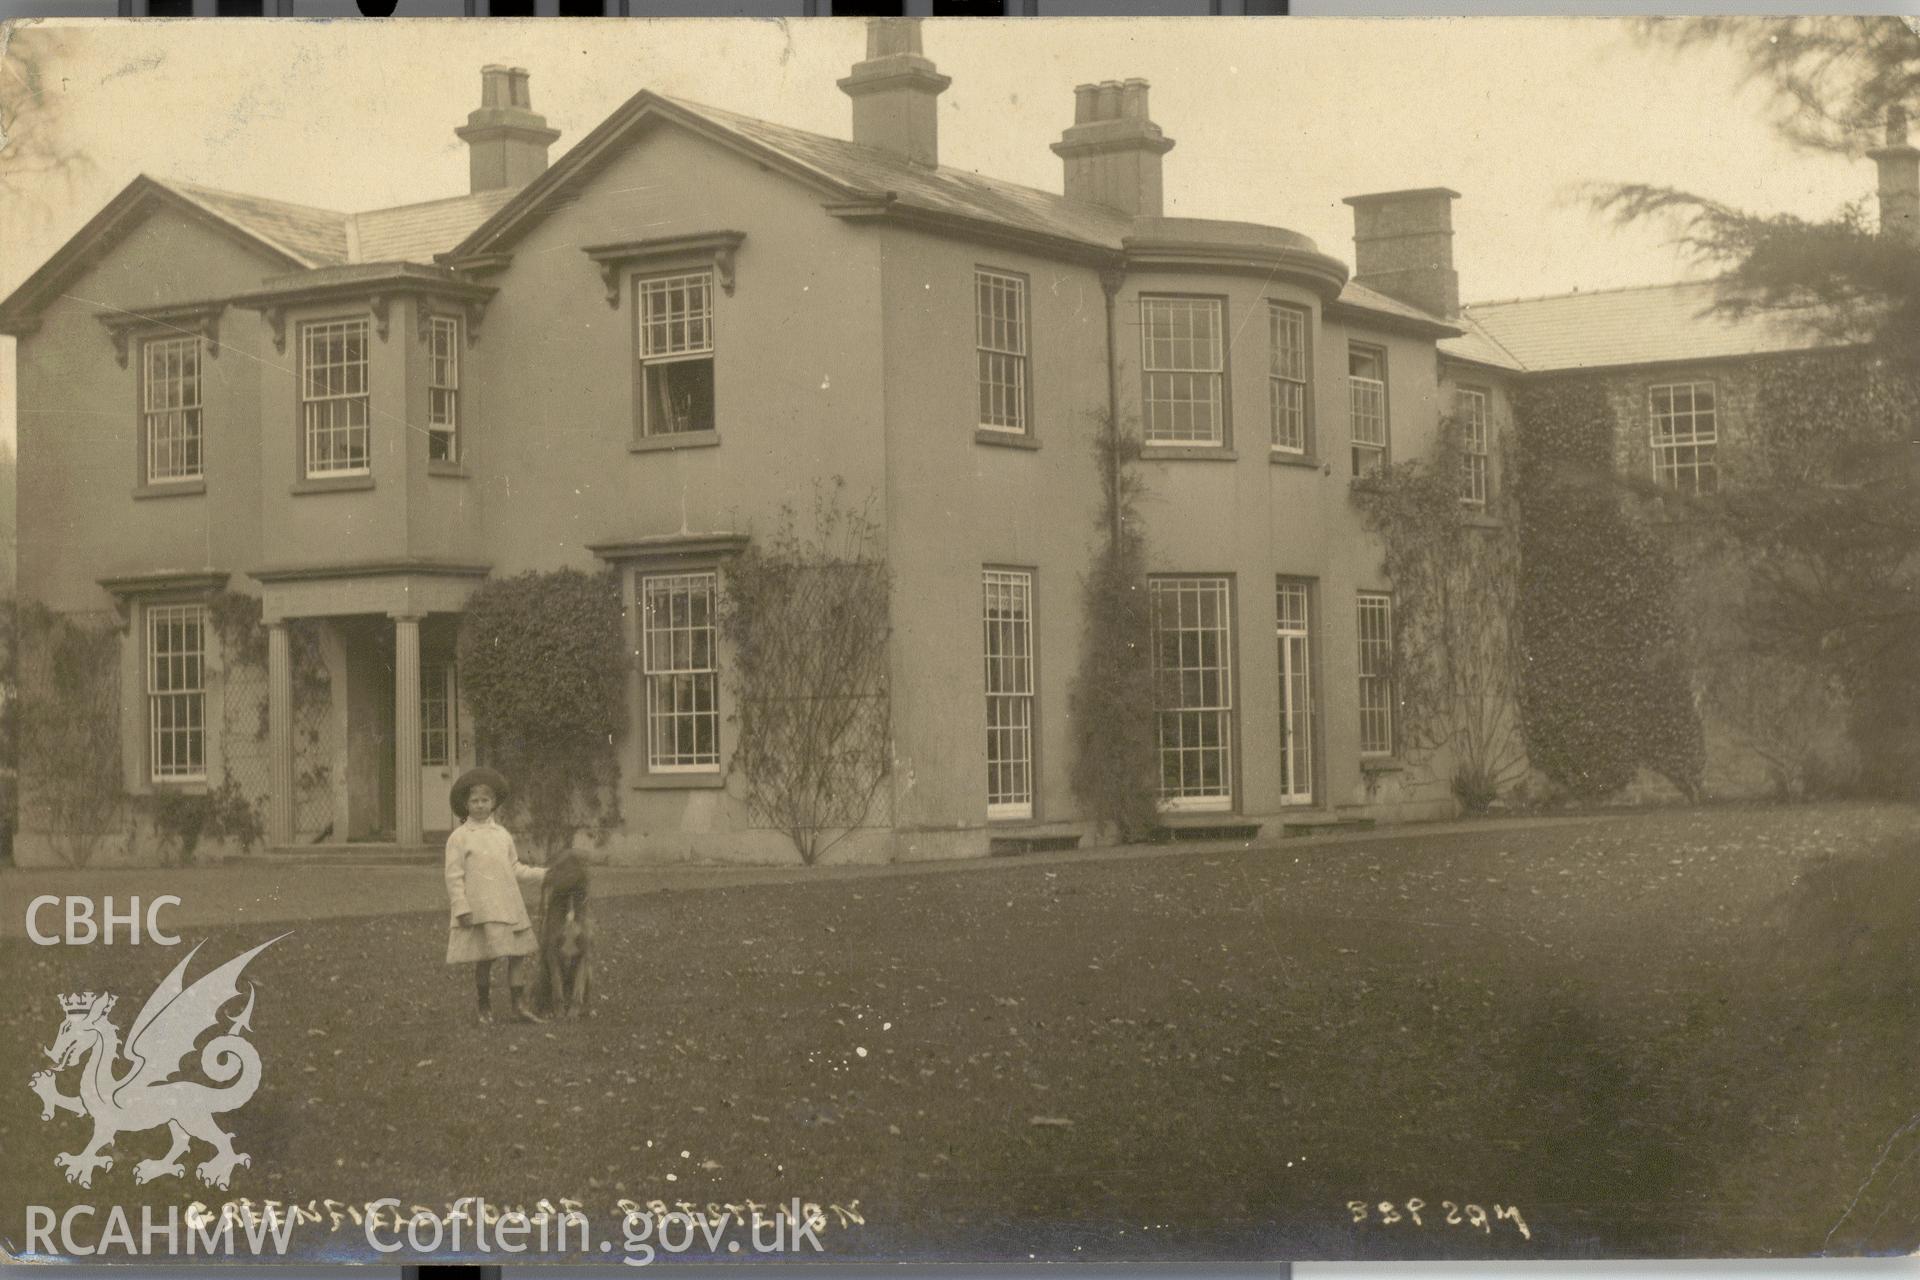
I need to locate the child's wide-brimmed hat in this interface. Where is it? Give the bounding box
[450,767,511,820]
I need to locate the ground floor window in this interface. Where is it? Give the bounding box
[1152,576,1234,811]
[641,571,720,772]
[983,569,1035,819]
[147,603,206,781]
[1276,580,1314,804]
[420,660,454,767]
[1357,591,1395,757]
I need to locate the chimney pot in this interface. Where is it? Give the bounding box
[867,16,922,59]
[1052,76,1175,218]
[837,17,951,167]
[456,64,561,194]
[1073,83,1100,125]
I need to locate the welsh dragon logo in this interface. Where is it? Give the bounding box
[30,936,284,1190]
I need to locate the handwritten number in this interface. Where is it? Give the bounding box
[1443,1200,1461,1226]
[1495,1204,1530,1240]
[1404,1198,1424,1226]
[1466,1204,1490,1233]
[1348,1201,1369,1224]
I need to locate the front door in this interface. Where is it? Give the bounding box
[419,659,460,836]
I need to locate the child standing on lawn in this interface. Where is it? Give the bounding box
[444,768,548,1024]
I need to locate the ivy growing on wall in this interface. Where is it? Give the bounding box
[1068,410,1160,841]
[720,480,893,866]
[1512,380,1704,801]
[1350,418,1528,812]
[457,569,626,856]
[17,604,125,867]
[1705,351,1920,797]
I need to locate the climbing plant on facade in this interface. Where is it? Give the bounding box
[16,604,125,867]
[1511,380,1705,801]
[1068,409,1160,840]
[1350,417,1528,812]
[458,568,626,856]
[719,481,893,866]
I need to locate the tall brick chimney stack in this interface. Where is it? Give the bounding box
[1342,187,1463,319]
[456,65,561,194]
[1052,79,1176,218]
[838,18,951,168]
[1868,107,1920,241]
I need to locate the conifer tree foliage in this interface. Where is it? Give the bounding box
[1511,381,1704,801]
[1600,17,1920,796]
[1068,411,1160,841]
[457,569,626,856]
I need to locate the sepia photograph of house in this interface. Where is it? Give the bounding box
[0,14,1914,1266]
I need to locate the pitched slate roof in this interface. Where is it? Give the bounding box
[1436,314,1526,372]
[353,188,522,263]
[160,180,351,267]
[1331,281,1462,336]
[155,179,519,269]
[660,95,1138,252]
[1444,280,1845,373]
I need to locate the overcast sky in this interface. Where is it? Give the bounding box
[0,16,1886,448]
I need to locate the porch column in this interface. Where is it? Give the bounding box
[393,614,424,847]
[266,621,294,847]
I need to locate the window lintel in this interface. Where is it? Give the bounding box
[96,570,230,627]
[100,304,224,369]
[583,232,746,309]
[587,531,750,567]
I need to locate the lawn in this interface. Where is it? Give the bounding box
[3,802,1915,1264]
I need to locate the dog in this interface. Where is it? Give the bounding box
[533,853,593,1018]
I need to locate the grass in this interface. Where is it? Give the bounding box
[3,802,1915,1263]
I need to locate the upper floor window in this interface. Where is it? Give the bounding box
[147,603,206,782]
[428,315,460,464]
[641,571,720,772]
[1650,381,1717,494]
[1142,296,1225,446]
[1458,385,1490,505]
[143,336,203,484]
[976,269,1029,435]
[302,318,371,477]
[1357,591,1395,757]
[1268,302,1310,454]
[637,271,715,438]
[1348,344,1388,476]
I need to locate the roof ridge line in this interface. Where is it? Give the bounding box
[148,175,328,271]
[1465,277,1723,310]
[1473,315,1529,369]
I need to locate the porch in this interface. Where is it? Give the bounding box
[254,560,488,851]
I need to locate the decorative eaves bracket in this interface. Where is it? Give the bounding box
[582,232,746,310]
[252,279,497,355]
[98,303,225,369]
[415,297,489,347]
